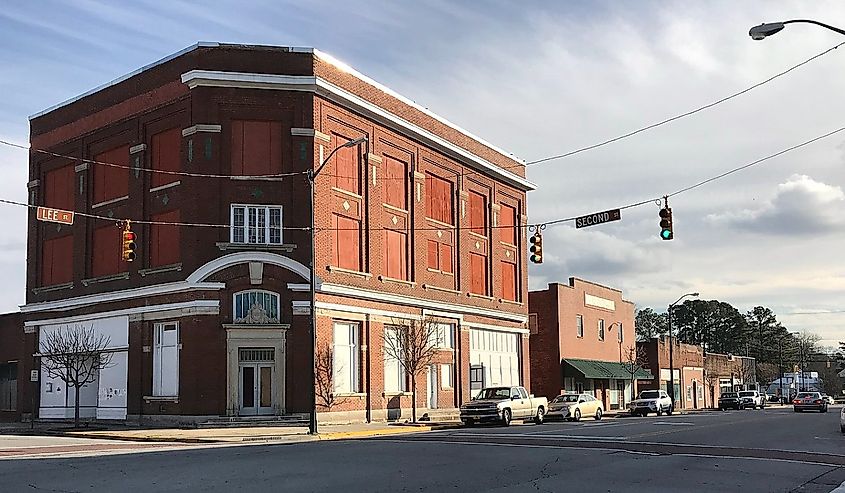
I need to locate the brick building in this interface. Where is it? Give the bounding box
[22,43,534,424]
[0,312,32,422]
[704,352,757,402]
[529,278,650,411]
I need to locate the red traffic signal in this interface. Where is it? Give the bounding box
[529,232,543,264]
[122,225,137,262]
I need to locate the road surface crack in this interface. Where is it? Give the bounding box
[531,456,560,491]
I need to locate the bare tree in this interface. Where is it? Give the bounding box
[314,344,346,411]
[381,316,442,423]
[621,345,649,403]
[703,370,719,408]
[734,357,756,391]
[39,324,114,428]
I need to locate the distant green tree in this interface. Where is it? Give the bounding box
[635,308,668,342]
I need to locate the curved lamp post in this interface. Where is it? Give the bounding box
[667,292,699,410]
[749,20,845,40]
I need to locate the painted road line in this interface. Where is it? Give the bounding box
[449,432,628,440]
[652,421,695,426]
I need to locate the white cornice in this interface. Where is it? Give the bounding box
[464,321,529,335]
[318,283,528,323]
[180,70,535,192]
[20,281,225,314]
[24,300,220,326]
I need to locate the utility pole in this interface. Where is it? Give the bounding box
[667,292,699,410]
[778,337,785,404]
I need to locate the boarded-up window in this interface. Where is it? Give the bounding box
[333,134,360,194]
[500,204,517,246]
[150,128,181,188]
[427,240,453,273]
[384,156,407,209]
[150,210,180,267]
[470,253,487,295]
[468,191,486,236]
[501,261,517,301]
[93,145,129,204]
[44,164,75,211]
[92,224,122,277]
[425,173,453,224]
[41,235,73,285]
[231,120,283,176]
[332,214,361,271]
[384,229,407,280]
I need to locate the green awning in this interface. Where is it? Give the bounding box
[563,358,653,380]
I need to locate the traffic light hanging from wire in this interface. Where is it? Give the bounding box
[529,231,543,264]
[121,221,137,262]
[659,197,673,241]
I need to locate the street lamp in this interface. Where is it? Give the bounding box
[668,292,699,410]
[790,331,805,394]
[308,135,367,435]
[607,321,623,363]
[749,20,845,40]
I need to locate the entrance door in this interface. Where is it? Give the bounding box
[426,365,437,409]
[238,348,275,416]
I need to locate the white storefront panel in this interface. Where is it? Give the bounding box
[39,316,129,420]
[469,329,520,389]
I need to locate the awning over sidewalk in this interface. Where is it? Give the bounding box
[563,358,653,380]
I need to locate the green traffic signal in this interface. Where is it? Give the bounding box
[659,207,673,240]
[661,228,672,240]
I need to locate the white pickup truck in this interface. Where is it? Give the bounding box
[460,386,548,426]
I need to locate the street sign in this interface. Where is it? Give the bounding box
[36,207,74,225]
[575,208,621,229]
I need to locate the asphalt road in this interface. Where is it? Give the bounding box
[2,406,844,492]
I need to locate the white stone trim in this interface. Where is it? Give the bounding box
[182,124,222,136]
[187,251,315,284]
[319,283,528,323]
[91,195,130,209]
[24,300,220,326]
[462,321,529,335]
[315,301,416,321]
[287,283,310,292]
[290,127,331,142]
[180,70,535,191]
[20,281,225,313]
[149,181,181,193]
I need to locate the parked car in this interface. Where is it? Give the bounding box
[719,392,742,411]
[738,390,766,409]
[793,392,828,413]
[547,393,604,422]
[628,390,673,416]
[821,394,835,406]
[460,386,548,426]
[840,406,845,433]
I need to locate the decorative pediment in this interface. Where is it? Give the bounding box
[235,302,279,324]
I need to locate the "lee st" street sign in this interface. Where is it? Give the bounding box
[36,207,74,225]
[575,208,621,229]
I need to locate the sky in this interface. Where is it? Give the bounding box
[0,1,843,347]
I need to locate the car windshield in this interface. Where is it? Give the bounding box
[796,393,819,399]
[739,391,755,397]
[721,393,738,398]
[638,391,660,399]
[553,394,579,403]
[474,388,511,400]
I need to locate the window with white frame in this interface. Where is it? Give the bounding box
[430,323,454,349]
[618,322,623,343]
[334,322,359,394]
[153,322,179,397]
[231,204,283,245]
[383,326,406,393]
[234,290,280,324]
[598,319,605,341]
[440,364,453,389]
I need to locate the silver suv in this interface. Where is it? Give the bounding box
[629,390,673,416]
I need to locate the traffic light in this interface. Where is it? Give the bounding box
[529,232,543,264]
[121,222,137,262]
[659,207,673,240]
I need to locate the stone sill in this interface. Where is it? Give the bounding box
[331,187,363,200]
[144,396,179,403]
[426,268,454,277]
[149,181,181,193]
[327,266,372,279]
[92,195,129,209]
[382,392,414,397]
[139,263,183,276]
[32,282,74,294]
[81,272,130,286]
[424,217,454,229]
[217,242,296,253]
[335,393,367,398]
[498,298,523,306]
[378,275,415,287]
[422,284,460,295]
[467,292,495,301]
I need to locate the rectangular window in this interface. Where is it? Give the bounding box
[150,210,180,267]
[44,164,75,211]
[384,156,407,210]
[383,326,406,393]
[230,205,283,245]
[92,224,121,277]
[334,322,359,394]
[231,120,283,176]
[93,145,129,204]
[431,324,454,349]
[427,240,453,273]
[41,235,73,285]
[153,322,179,397]
[598,319,605,341]
[468,191,486,236]
[499,203,517,245]
[469,253,487,295]
[332,214,361,271]
[425,173,453,224]
[576,315,584,338]
[333,134,360,194]
[384,229,407,280]
[0,363,17,411]
[150,127,181,188]
[440,364,453,389]
[500,260,517,301]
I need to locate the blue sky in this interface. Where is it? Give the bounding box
[1,1,844,346]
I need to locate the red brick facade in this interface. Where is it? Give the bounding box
[21,43,533,424]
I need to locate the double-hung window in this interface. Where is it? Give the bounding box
[334,322,359,394]
[576,315,584,338]
[153,322,179,397]
[430,323,454,349]
[231,204,282,245]
[383,326,406,393]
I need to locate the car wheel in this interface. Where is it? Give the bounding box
[841,425,845,434]
[462,418,474,427]
[656,405,663,416]
[822,406,828,413]
[720,407,726,412]
[595,408,603,421]
[573,408,581,422]
[534,407,545,425]
[666,405,673,416]
[501,409,512,426]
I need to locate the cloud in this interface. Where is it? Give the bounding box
[706,174,845,235]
